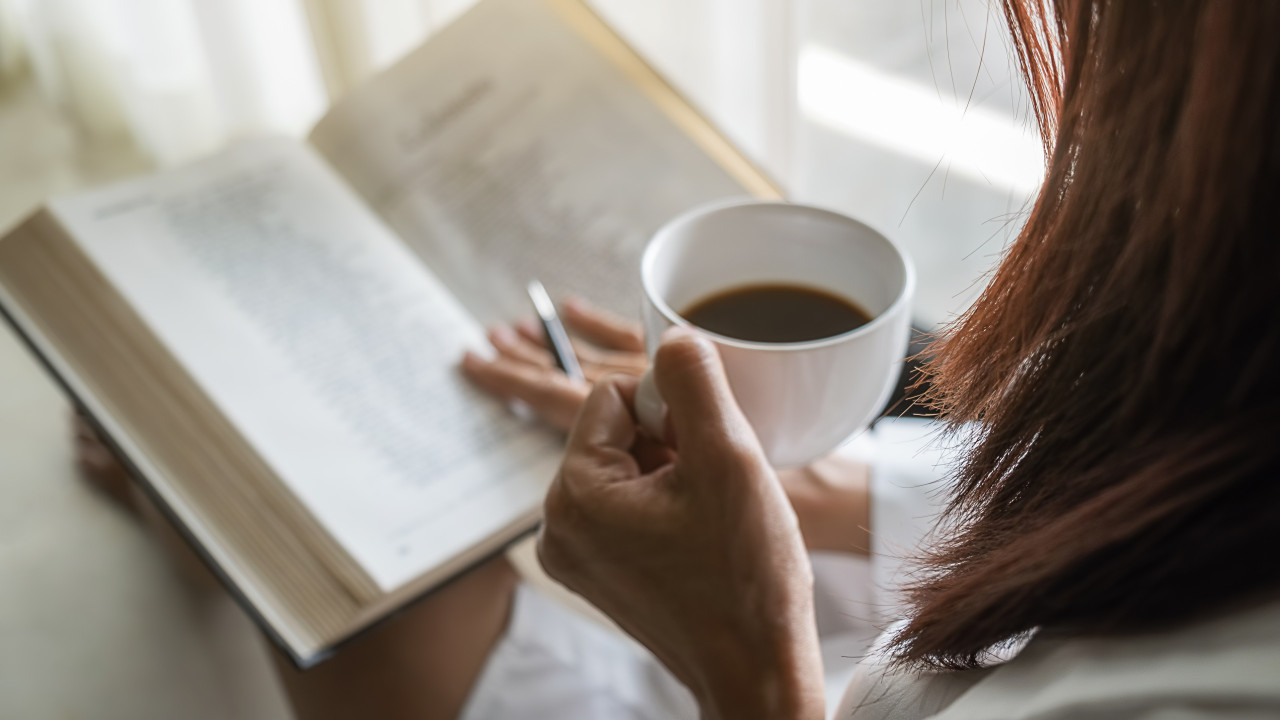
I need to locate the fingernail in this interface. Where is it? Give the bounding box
[463,349,495,369]
[660,325,700,344]
[562,295,584,313]
[490,324,517,347]
[516,318,541,336]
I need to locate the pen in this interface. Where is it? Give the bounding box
[527,279,584,382]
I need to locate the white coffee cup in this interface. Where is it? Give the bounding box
[634,199,915,468]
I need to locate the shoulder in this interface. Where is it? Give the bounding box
[839,598,1280,720]
[938,597,1280,720]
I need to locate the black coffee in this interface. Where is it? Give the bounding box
[681,283,872,343]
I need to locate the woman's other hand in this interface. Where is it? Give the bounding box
[537,329,825,720]
[73,411,135,509]
[460,296,647,431]
[779,456,871,555]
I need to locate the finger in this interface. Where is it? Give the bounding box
[539,374,643,582]
[516,319,647,381]
[76,435,120,469]
[73,412,109,445]
[462,351,586,431]
[652,328,761,457]
[512,320,607,374]
[514,318,549,347]
[515,319,596,363]
[561,375,644,485]
[489,324,554,369]
[563,296,645,352]
[568,374,640,452]
[631,431,677,474]
[575,348,648,383]
[72,414,118,460]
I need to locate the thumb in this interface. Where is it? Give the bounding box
[652,328,761,457]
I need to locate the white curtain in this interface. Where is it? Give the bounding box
[0,0,795,178]
[302,0,478,97]
[0,0,476,166]
[1,0,325,164]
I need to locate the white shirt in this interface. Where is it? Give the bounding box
[838,598,1280,719]
[460,418,1280,719]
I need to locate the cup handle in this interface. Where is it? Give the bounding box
[634,369,666,439]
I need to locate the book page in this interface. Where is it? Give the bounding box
[49,138,562,591]
[308,0,756,326]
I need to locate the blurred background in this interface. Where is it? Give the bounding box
[0,1,1038,717]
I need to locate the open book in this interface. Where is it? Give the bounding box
[0,0,776,667]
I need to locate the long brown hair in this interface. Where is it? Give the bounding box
[892,0,1280,669]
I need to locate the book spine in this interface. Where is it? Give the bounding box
[0,285,325,669]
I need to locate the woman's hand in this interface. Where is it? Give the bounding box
[537,329,826,720]
[461,296,647,431]
[73,411,136,509]
[779,456,872,555]
[461,296,873,557]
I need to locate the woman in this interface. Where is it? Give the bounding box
[85,0,1280,717]
[455,0,1280,715]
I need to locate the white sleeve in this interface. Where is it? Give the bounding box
[836,417,956,623]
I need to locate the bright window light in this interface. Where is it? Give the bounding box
[798,44,1045,194]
